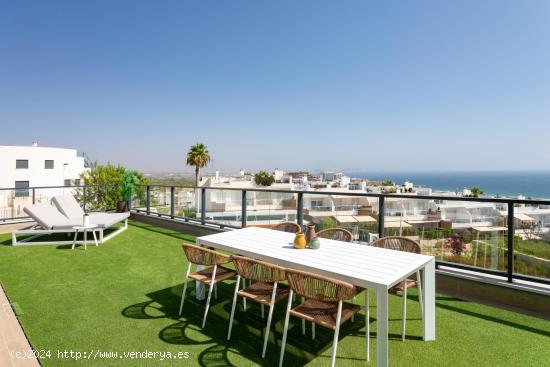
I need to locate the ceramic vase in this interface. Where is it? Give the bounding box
[305,223,316,243]
[294,232,307,249]
[309,237,320,249]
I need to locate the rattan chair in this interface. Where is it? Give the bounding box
[316,228,353,242]
[279,269,366,367]
[370,236,423,341]
[272,222,301,234]
[227,256,290,358]
[178,243,236,328]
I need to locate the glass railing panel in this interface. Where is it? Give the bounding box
[388,198,509,274]
[149,186,170,215]
[203,188,243,227]
[0,188,32,220]
[75,184,121,212]
[302,193,378,243]
[513,203,550,280]
[174,187,198,219]
[245,191,297,228]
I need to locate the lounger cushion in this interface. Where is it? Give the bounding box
[23,203,73,230]
[89,212,129,228]
[53,194,129,228]
[52,195,85,222]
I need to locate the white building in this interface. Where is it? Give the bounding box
[0,143,88,219]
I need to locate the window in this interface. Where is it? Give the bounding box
[74,179,81,186]
[44,160,54,169]
[15,181,29,197]
[16,160,28,169]
[64,179,72,186]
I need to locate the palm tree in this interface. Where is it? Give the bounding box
[186,143,211,186]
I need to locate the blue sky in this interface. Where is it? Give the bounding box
[1,1,550,173]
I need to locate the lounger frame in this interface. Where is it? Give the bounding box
[11,219,128,246]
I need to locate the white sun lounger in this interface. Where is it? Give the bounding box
[11,196,129,246]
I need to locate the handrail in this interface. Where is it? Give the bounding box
[139,184,550,205]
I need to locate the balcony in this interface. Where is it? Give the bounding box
[0,184,549,366]
[0,221,549,366]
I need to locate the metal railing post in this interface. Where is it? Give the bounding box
[82,186,87,212]
[507,202,514,283]
[378,196,385,238]
[32,188,36,204]
[146,185,151,215]
[241,190,247,228]
[170,187,175,219]
[201,188,206,225]
[297,192,304,228]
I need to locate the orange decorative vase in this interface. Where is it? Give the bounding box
[305,224,316,243]
[294,232,307,249]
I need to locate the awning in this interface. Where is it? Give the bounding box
[334,215,377,224]
[471,226,508,233]
[514,213,534,222]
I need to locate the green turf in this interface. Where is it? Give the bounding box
[0,221,549,366]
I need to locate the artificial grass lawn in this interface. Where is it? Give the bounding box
[0,221,548,366]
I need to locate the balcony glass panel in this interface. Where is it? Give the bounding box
[302,193,379,243]
[386,198,509,274]
[513,203,550,280]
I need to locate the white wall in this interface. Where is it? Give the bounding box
[0,145,87,189]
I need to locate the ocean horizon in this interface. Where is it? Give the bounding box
[345,171,550,199]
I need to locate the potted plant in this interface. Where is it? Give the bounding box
[117,169,139,212]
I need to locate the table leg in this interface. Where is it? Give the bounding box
[72,230,78,250]
[376,287,388,367]
[84,230,87,251]
[422,259,436,341]
[92,230,98,246]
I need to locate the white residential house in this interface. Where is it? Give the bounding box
[0,143,88,219]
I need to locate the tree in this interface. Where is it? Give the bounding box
[468,187,483,198]
[76,164,147,211]
[381,179,394,186]
[186,143,211,186]
[119,169,140,204]
[254,171,275,186]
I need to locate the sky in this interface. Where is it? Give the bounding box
[1,1,550,174]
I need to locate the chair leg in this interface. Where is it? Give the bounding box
[262,282,278,358]
[417,271,424,316]
[227,275,241,340]
[242,278,247,311]
[312,323,315,340]
[214,283,218,300]
[201,264,217,328]
[178,263,192,316]
[329,300,343,367]
[365,289,370,362]
[261,304,265,319]
[301,297,306,335]
[279,290,293,367]
[402,279,408,341]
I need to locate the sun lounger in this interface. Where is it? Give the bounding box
[11,196,129,246]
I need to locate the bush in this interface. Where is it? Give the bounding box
[76,164,148,211]
[254,171,275,186]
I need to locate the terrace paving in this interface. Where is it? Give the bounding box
[0,221,549,366]
[0,285,40,367]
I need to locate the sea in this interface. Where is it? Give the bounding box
[345,171,550,200]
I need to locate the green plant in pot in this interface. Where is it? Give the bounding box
[117,170,139,212]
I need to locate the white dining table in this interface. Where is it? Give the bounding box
[195,226,436,367]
